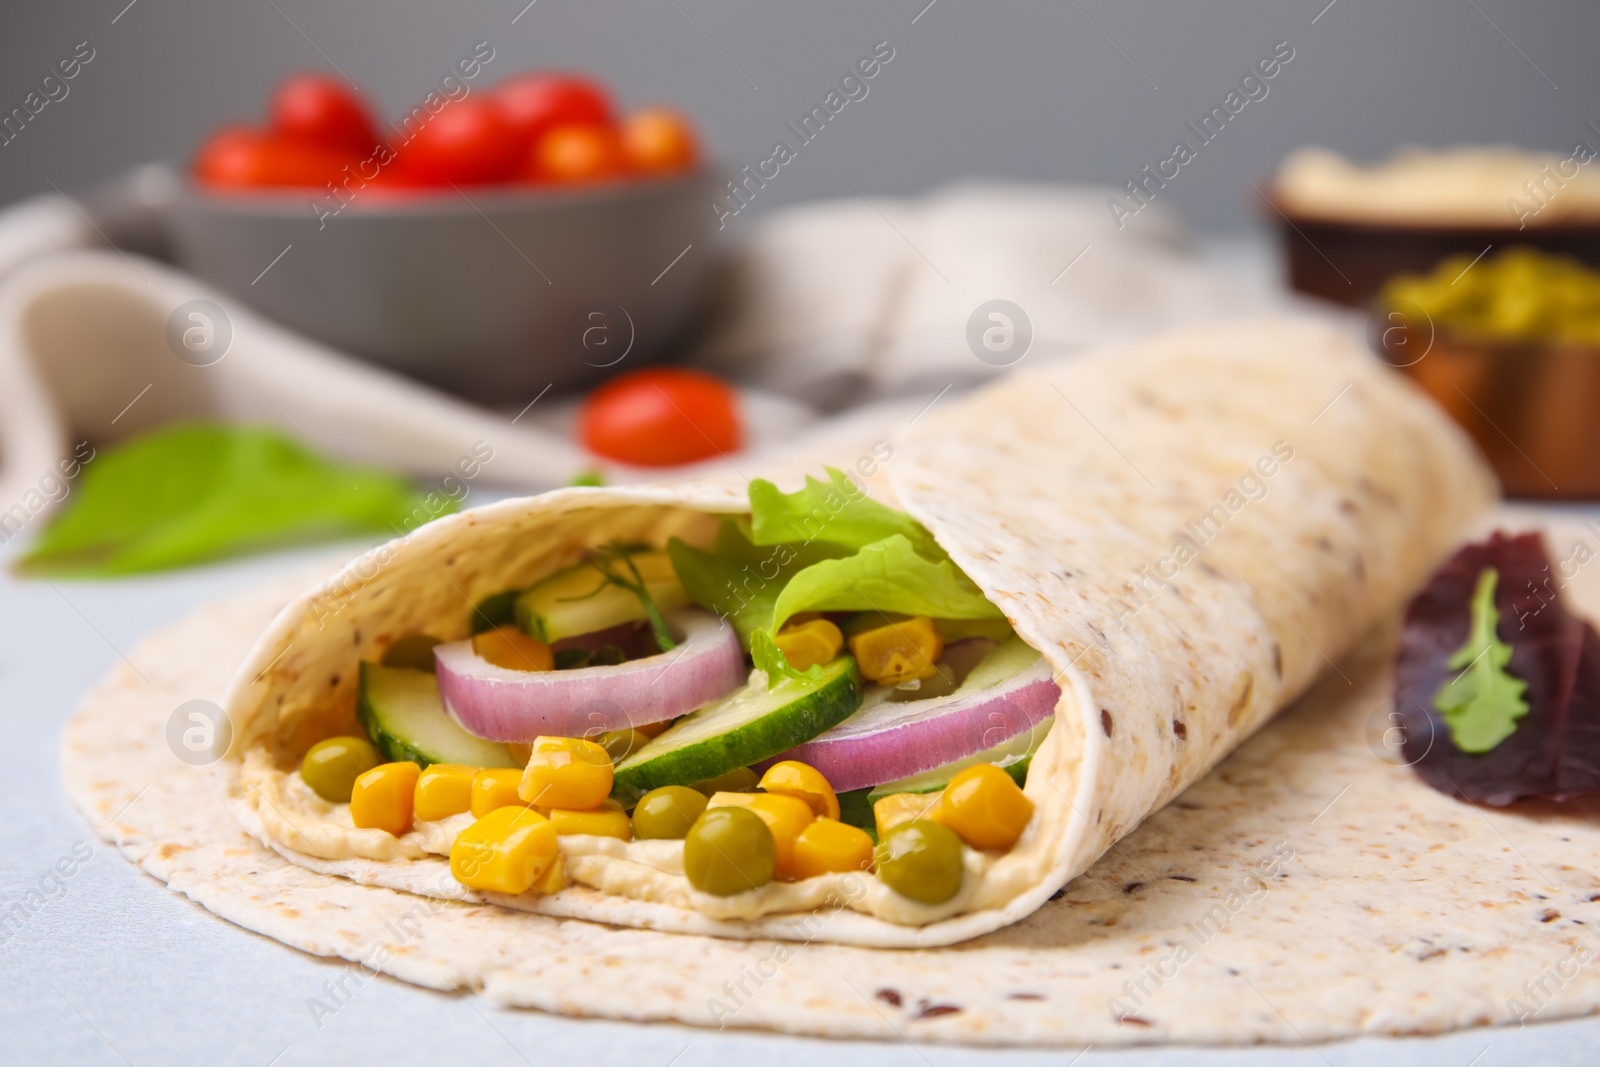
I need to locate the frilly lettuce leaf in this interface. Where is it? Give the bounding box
[1433,567,1530,753]
[747,468,945,560]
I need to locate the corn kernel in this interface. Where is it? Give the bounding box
[350,761,420,837]
[790,817,875,879]
[709,791,814,878]
[847,616,944,685]
[872,791,941,840]
[413,763,476,822]
[450,806,558,895]
[933,764,1034,851]
[758,760,840,820]
[471,768,527,818]
[549,798,633,840]
[773,618,844,673]
[533,852,568,895]
[519,736,614,809]
[472,626,554,672]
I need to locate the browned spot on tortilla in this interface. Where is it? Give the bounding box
[1272,643,1283,678]
[1541,909,1561,923]
[1352,553,1366,580]
[1315,536,1333,552]
[1197,561,1222,580]
[1123,882,1144,894]
[1173,718,1187,740]
[1007,992,1045,1001]
[1418,947,1448,961]
[1101,709,1114,737]
[155,843,188,860]
[1119,1015,1154,1027]
[1169,875,1196,882]
[915,1003,962,1019]
[875,988,902,1007]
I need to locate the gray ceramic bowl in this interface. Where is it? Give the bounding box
[165,171,718,403]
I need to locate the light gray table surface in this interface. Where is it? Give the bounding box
[5,234,1600,1063]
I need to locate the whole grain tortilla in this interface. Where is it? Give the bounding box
[62,512,1600,1046]
[212,318,1494,946]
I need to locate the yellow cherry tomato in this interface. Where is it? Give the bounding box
[933,764,1034,851]
[790,817,875,879]
[847,616,944,685]
[548,798,633,840]
[771,618,844,673]
[758,760,841,820]
[350,761,420,837]
[470,767,527,818]
[519,736,613,809]
[450,806,558,895]
[472,625,554,672]
[708,791,814,878]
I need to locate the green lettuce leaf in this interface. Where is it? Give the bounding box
[1433,567,1530,753]
[667,519,843,647]
[747,468,944,560]
[15,423,441,577]
[768,534,1003,635]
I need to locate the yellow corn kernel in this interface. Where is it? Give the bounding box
[548,798,633,840]
[450,806,559,895]
[470,768,527,818]
[533,852,568,895]
[759,760,840,820]
[709,791,815,878]
[772,618,844,673]
[847,616,945,685]
[472,625,554,672]
[519,736,614,809]
[350,761,420,837]
[934,764,1034,851]
[790,817,874,879]
[872,791,941,840]
[412,763,476,822]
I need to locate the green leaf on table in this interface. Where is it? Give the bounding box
[1433,567,1530,753]
[747,468,945,560]
[15,423,442,577]
[768,533,1003,635]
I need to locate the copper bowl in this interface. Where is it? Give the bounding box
[1377,319,1600,499]
[1266,195,1600,308]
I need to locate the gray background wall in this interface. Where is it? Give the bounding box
[0,0,1593,234]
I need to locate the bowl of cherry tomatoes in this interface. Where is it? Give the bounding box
[169,72,715,402]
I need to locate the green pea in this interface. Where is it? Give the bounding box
[381,634,442,672]
[874,819,964,904]
[301,736,382,803]
[683,807,775,895]
[689,766,760,796]
[631,785,709,840]
[599,728,651,763]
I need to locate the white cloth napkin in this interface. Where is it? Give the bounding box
[0,181,1282,520]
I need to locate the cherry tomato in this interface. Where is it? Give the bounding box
[620,108,698,175]
[579,368,741,467]
[270,73,381,155]
[193,126,356,188]
[526,122,626,184]
[398,98,521,186]
[495,73,612,149]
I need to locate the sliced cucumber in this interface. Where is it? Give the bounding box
[357,662,518,769]
[867,716,1054,804]
[514,551,689,643]
[612,657,863,802]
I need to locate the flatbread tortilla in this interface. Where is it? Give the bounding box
[62,513,1600,1046]
[214,318,1492,946]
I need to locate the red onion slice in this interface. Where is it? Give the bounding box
[436,609,745,742]
[776,641,1060,792]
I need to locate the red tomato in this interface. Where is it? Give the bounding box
[579,368,741,466]
[270,73,380,155]
[194,126,356,188]
[398,98,521,185]
[526,123,626,184]
[495,73,612,149]
[620,108,698,175]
